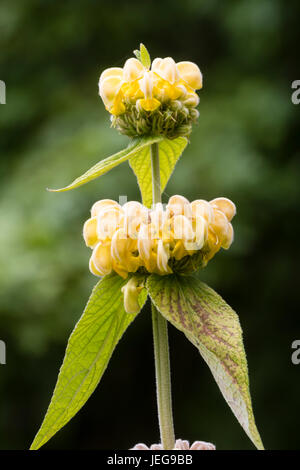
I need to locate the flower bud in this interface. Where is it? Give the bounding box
[121,276,143,314]
[182,92,200,107]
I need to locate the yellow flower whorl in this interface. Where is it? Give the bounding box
[83,196,236,279]
[98,53,202,138]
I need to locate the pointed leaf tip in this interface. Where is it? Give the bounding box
[140,43,151,69]
[30,273,147,450]
[47,136,163,192]
[146,274,264,450]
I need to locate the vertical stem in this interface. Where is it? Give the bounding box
[150,143,175,450]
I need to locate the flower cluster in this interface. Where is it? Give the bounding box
[83,195,236,279]
[99,54,202,138]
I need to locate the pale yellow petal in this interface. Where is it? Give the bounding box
[83,217,98,248]
[193,215,208,249]
[89,257,103,277]
[99,76,122,108]
[211,209,230,244]
[166,195,191,218]
[91,241,112,276]
[91,199,121,217]
[123,58,145,81]
[209,197,236,222]
[222,222,234,249]
[97,207,124,240]
[139,71,154,99]
[99,67,123,85]
[156,240,171,274]
[172,215,194,242]
[191,199,213,223]
[152,57,179,84]
[177,61,203,90]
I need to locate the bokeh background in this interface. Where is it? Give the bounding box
[1,0,300,450]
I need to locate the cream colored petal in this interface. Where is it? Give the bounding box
[89,257,103,277]
[123,201,149,239]
[99,76,123,108]
[172,215,194,241]
[149,203,169,236]
[123,58,145,81]
[111,228,130,263]
[137,224,152,261]
[91,199,121,218]
[91,241,112,276]
[157,240,171,274]
[166,195,192,218]
[193,215,208,249]
[152,57,179,84]
[177,61,203,90]
[99,67,123,85]
[211,209,230,243]
[83,217,98,248]
[138,71,154,99]
[209,197,236,221]
[97,208,124,240]
[191,199,213,223]
[123,201,149,223]
[151,57,163,70]
[222,222,234,249]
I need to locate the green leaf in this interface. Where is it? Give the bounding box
[139,43,151,69]
[48,136,162,192]
[30,273,147,450]
[147,274,264,450]
[129,137,188,208]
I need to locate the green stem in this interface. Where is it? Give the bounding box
[150,143,175,450]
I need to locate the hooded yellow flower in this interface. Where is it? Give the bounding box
[83,196,235,280]
[98,45,202,138]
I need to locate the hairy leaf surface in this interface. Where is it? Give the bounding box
[129,137,188,207]
[147,274,264,450]
[31,273,147,450]
[49,136,162,192]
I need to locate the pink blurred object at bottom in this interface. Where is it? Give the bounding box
[131,439,216,450]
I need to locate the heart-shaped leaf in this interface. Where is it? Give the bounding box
[30,273,147,450]
[147,274,264,450]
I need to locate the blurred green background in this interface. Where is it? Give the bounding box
[1,0,300,450]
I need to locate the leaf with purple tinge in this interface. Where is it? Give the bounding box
[146,274,264,450]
